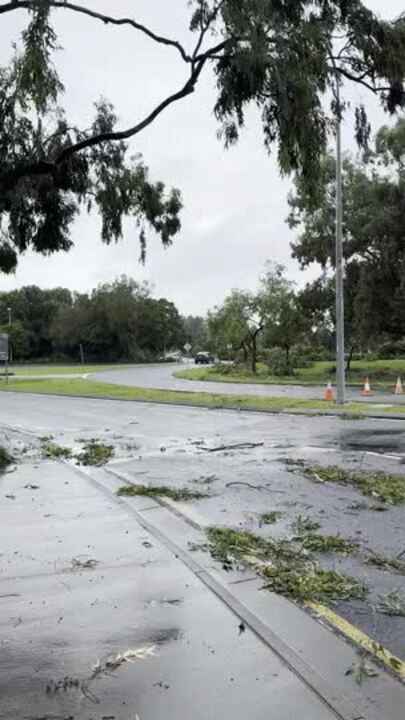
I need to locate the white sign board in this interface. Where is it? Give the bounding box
[0,334,8,362]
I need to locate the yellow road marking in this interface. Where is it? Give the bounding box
[242,553,405,681]
[306,601,405,681]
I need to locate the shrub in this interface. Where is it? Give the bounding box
[377,341,405,359]
[264,348,294,377]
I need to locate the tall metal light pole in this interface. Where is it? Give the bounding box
[6,307,12,364]
[335,77,345,405]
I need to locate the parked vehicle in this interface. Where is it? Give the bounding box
[194,351,214,365]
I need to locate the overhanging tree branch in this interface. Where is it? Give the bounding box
[192,0,227,60]
[336,65,404,96]
[57,59,207,162]
[2,59,208,186]
[0,0,192,62]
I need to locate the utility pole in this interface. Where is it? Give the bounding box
[335,77,345,405]
[7,307,12,364]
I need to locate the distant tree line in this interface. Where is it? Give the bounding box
[0,277,187,363]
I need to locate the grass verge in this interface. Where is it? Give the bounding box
[289,461,405,505]
[176,358,405,388]
[1,376,405,418]
[117,484,204,501]
[8,363,135,376]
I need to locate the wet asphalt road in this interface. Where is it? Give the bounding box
[2,393,405,651]
[1,392,405,718]
[92,363,405,405]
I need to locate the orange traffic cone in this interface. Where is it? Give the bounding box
[395,377,403,395]
[324,381,335,402]
[362,377,372,396]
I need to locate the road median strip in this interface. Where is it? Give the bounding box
[2,376,405,419]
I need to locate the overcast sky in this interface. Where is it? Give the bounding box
[0,1,402,314]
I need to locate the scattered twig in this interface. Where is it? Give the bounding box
[67,557,98,572]
[311,470,325,483]
[201,442,264,453]
[377,590,405,616]
[226,481,263,490]
[226,481,285,494]
[90,646,158,680]
[346,655,379,685]
[364,549,405,575]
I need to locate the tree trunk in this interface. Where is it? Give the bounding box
[240,342,248,364]
[285,345,290,365]
[346,344,355,372]
[251,335,257,374]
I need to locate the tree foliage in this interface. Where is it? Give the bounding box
[289,118,405,353]
[0,0,404,272]
[208,262,307,372]
[208,288,265,371]
[288,120,405,362]
[0,276,186,361]
[260,263,308,368]
[183,315,211,352]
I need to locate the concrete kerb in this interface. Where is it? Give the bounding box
[2,387,405,421]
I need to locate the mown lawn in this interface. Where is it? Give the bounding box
[0,376,405,416]
[176,359,405,389]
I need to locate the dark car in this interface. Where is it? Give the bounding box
[194,351,214,365]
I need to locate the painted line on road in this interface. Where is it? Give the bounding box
[306,602,405,682]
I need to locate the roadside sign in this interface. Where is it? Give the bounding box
[0,334,8,362]
[184,343,192,353]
